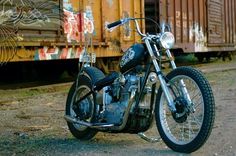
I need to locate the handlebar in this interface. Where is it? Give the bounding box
[106,18,130,29]
[106,18,146,37]
[106,18,170,38]
[107,20,123,29]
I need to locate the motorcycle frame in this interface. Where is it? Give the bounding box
[133,19,176,113]
[65,18,194,130]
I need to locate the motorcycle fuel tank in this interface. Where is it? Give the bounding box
[120,44,147,73]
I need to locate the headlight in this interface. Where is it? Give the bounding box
[159,32,175,49]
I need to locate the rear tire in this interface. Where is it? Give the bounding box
[65,67,105,140]
[155,67,215,153]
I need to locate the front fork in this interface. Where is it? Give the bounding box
[165,49,193,109]
[145,39,193,113]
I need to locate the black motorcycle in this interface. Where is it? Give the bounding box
[64,18,215,153]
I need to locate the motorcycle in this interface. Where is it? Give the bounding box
[64,18,215,153]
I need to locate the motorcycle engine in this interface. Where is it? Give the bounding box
[101,70,156,129]
[101,74,130,125]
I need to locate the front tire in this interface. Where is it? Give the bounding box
[155,67,215,153]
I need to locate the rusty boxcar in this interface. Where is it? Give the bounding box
[0,0,235,72]
[145,0,235,61]
[0,0,144,73]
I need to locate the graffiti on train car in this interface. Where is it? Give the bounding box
[34,47,83,60]
[0,0,61,29]
[63,6,95,43]
[0,0,96,62]
[0,0,62,64]
[63,0,95,43]
[63,10,84,43]
[189,23,206,52]
[34,0,96,61]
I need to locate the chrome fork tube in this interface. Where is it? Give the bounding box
[166,49,192,107]
[166,49,177,69]
[144,38,176,112]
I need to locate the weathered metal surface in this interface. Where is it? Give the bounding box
[1,0,235,63]
[0,0,144,62]
[146,0,236,53]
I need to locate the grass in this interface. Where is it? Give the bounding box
[0,83,71,101]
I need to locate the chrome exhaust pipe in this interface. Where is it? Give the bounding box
[64,115,92,127]
[65,89,135,131]
[64,115,114,128]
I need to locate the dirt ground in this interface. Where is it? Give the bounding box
[0,59,236,156]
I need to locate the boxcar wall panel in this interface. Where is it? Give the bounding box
[102,0,120,42]
[148,0,236,53]
[206,0,235,48]
[0,0,64,63]
[16,0,63,45]
[103,0,144,51]
[158,0,208,52]
[83,0,103,43]
[224,0,235,46]
[207,0,225,45]
[63,0,144,50]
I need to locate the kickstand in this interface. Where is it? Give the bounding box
[138,132,162,143]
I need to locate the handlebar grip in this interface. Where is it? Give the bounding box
[107,20,122,29]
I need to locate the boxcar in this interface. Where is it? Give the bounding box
[0,0,144,73]
[0,0,235,70]
[145,0,235,61]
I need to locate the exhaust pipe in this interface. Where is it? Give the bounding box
[64,115,114,128]
[65,89,136,131]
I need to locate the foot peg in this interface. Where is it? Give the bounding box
[138,133,162,143]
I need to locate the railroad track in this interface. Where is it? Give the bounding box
[0,58,235,90]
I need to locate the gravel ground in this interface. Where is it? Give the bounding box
[0,59,236,156]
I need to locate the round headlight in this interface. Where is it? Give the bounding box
[159,32,175,49]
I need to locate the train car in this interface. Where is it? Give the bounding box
[0,0,144,74]
[145,0,235,62]
[0,0,235,76]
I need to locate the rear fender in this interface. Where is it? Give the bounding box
[77,67,105,87]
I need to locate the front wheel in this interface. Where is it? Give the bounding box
[155,67,215,153]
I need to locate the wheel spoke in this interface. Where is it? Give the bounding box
[168,122,179,132]
[159,74,205,145]
[188,120,192,141]
[189,112,202,127]
[191,91,201,101]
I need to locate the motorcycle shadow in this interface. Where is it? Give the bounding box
[0,135,190,155]
[36,136,190,155]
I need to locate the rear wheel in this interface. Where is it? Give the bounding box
[155,67,215,153]
[65,67,105,140]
